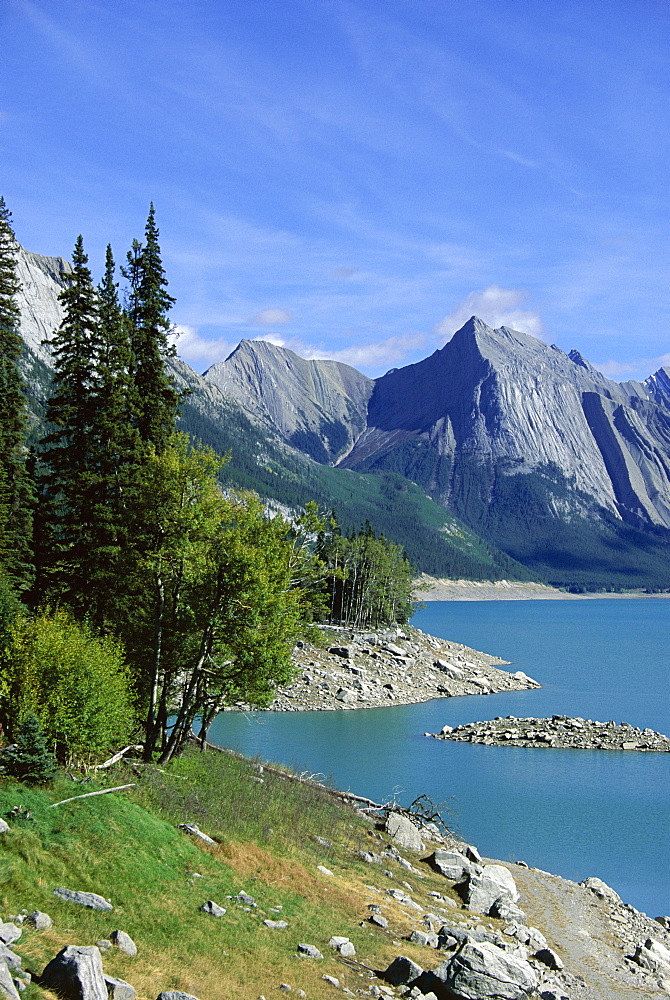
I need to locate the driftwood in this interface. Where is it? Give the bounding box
[49,783,136,808]
[91,745,144,770]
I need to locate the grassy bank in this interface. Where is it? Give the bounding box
[0,746,463,999]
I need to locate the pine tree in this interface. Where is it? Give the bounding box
[126,205,180,452]
[38,235,100,602]
[0,712,57,784]
[0,197,34,591]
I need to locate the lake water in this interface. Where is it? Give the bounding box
[208,599,670,918]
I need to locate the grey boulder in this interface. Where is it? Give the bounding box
[26,910,52,931]
[104,975,137,1000]
[385,812,423,852]
[200,901,226,918]
[427,849,478,881]
[0,820,9,835]
[297,943,323,959]
[41,945,108,1000]
[580,876,621,904]
[466,865,519,914]
[177,823,215,845]
[0,958,20,1000]
[53,888,113,911]
[156,994,201,1000]
[110,930,137,956]
[0,927,19,948]
[438,939,538,998]
[633,937,670,974]
[0,946,21,972]
[383,956,423,986]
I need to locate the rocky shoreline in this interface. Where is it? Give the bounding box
[252,626,541,712]
[428,715,670,751]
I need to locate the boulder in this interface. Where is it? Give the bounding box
[466,865,519,914]
[427,849,477,881]
[200,901,226,918]
[297,943,323,959]
[409,929,438,948]
[369,914,388,929]
[0,821,9,835]
[383,956,423,986]
[53,888,113,911]
[41,945,108,1000]
[633,937,670,974]
[491,898,526,922]
[0,958,20,1000]
[385,812,423,852]
[533,947,564,971]
[156,994,201,1000]
[0,927,19,948]
[104,975,137,1000]
[25,910,52,931]
[0,946,21,971]
[437,939,538,998]
[263,920,288,929]
[110,930,137,955]
[580,876,621,904]
[335,688,355,703]
[328,646,351,658]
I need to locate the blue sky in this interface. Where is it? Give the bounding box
[2,0,668,380]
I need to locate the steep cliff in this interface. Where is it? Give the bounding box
[204,340,373,463]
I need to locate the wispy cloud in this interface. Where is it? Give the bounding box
[170,325,235,367]
[248,307,293,326]
[299,332,427,371]
[434,286,544,341]
[593,352,670,381]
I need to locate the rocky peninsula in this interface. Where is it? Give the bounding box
[429,715,670,751]
[256,626,540,712]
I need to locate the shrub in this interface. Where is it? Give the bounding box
[3,607,135,766]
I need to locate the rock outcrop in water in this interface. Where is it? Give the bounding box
[430,715,670,751]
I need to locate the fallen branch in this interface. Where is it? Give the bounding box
[91,745,144,770]
[49,783,136,808]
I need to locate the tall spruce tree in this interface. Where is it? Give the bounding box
[125,205,180,452]
[38,235,100,603]
[0,197,34,591]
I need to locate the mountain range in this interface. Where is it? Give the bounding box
[15,245,670,590]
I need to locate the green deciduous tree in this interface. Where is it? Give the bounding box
[1,607,134,766]
[0,197,34,591]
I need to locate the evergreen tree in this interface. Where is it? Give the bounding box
[0,197,34,591]
[0,712,57,785]
[125,205,180,452]
[38,235,100,602]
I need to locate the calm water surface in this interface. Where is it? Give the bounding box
[208,600,670,917]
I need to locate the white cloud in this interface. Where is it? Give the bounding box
[593,352,670,381]
[299,332,427,371]
[593,359,638,377]
[248,307,293,326]
[434,285,544,341]
[170,325,235,366]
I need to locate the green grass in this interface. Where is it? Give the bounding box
[0,749,475,999]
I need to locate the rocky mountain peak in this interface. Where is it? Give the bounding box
[204,339,373,464]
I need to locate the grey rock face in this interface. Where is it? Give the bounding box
[466,865,519,914]
[109,930,137,955]
[53,888,113,911]
[342,316,670,532]
[439,939,538,999]
[41,945,108,1000]
[385,812,423,851]
[0,958,20,1000]
[14,247,70,365]
[203,339,373,464]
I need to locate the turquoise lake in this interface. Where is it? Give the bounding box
[208,599,670,918]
